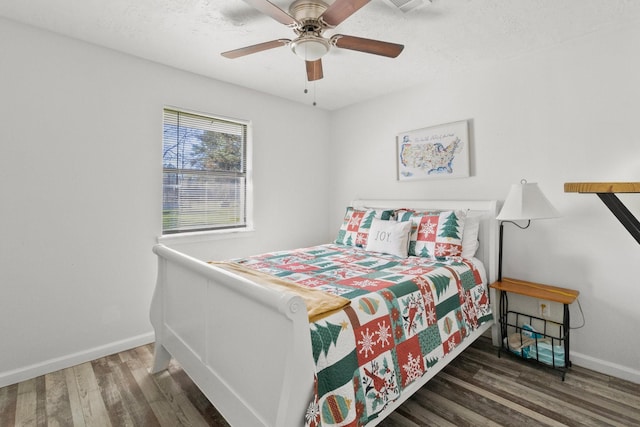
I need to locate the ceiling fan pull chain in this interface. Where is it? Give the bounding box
[313,81,317,106]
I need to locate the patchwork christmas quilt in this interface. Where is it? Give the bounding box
[232,244,492,427]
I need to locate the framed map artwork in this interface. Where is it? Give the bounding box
[397,120,470,181]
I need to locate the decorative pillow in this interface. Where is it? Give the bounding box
[461,213,481,258]
[335,207,394,247]
[396,209,467,259]
[365,218,413,258]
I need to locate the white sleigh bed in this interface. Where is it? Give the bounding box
[150,199,499,427]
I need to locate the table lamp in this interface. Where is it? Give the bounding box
[496,179,559,281]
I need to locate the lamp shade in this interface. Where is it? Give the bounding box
[291,35,330,61]
[496,180,560,221]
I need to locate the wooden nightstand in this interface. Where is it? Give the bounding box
[490,278,579,379]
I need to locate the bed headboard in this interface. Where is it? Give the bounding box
[350,199,499,284]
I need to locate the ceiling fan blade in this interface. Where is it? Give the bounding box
[331,34,404,58]
[241,0,298,26]
[306,59,323,81]
[320,0,370,27]
[221,39,290,59]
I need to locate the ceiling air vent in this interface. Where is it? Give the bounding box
[382,0,429,13]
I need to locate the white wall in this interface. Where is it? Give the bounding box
[0,17,330,387]
[327,23,640,382]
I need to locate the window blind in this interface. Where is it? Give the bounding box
[162,108,249,234]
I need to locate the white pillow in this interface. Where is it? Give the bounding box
[461,213,481,258]
[365,218,413,258]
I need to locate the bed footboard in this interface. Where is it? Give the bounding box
[150,244,315,427]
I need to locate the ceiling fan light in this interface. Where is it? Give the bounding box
[291,36,329,61]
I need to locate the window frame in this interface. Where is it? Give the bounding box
[160,106,253,238]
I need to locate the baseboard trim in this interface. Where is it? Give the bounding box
[571,351,640,384]
[0,332,155,388]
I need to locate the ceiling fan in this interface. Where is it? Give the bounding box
[221,0,405,81]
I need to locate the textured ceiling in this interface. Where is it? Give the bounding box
[1,0,639,110]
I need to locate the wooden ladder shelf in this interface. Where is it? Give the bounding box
[564,182,640,244]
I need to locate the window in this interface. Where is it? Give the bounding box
[162,108,251,234]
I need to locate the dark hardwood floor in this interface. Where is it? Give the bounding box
[1,336,638,426]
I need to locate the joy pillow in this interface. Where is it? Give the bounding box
[365,218,413,258]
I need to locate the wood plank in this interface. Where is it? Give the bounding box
[15,378,37,427]
[414,386,505,426]
[471,368,613,426]
[153,367,211,427]
[44,370,74,427]
[0,383,18,427]
[429,372,564,426]
[490,277,579,304]
[90,357,133,426]
[392,398,458,427]
[563,369,640,411]
[129,365,183,426]
[441,371,569,426]
[64,366,87,426]
[379,410,423,427]
[564,182,640,193]
[138,344,156,365]
[166,363,230,425]
[92,354,158,426]
[34,376,46,427]
[71,362,113,426]
[446,362,561,420]
[521,369,640,425]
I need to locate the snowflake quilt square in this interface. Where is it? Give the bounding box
[315,284,358,298]
[275,262,321,273]
[354,317,395,365]
[399,265,437,276]
[416,215,440,242]
[296,276,330,288]
[338,277,395,292]
[346,211,365,232]
[395,336,425,388]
